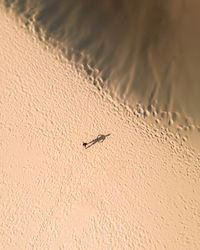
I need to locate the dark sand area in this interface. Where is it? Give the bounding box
[2,0,200,147]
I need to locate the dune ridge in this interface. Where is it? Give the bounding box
[0,8,200,249]
[2,0,200,149]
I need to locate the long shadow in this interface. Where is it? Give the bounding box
[83,134,111,149]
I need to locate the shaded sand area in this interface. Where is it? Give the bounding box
[0,10,200,250]
[3,0,200,149]
[2,0,200,136]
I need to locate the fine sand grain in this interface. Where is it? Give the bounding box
[0,10,200,250]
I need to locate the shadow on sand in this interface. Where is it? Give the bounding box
[83,134,111,149]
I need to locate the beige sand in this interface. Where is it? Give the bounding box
[0,10,200,250]
[5,0,200,131]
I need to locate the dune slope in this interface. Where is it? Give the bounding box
[0,10,200,250]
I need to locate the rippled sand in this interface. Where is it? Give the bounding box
[2,0,200,148]
[1,8,200,250]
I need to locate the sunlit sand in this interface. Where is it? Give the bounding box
[0,9,200,250]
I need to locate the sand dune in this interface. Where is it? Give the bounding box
[2,0,200,129]
[3,0,200,149]
[0,9,200,250]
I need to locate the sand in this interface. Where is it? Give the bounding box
[4,0,200,133]
[0,9,200,250]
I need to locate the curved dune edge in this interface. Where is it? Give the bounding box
[0,10,200,250]
[2,1,200,150]
[2,0,200,149]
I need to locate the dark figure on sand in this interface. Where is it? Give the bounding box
[83,134,110,149]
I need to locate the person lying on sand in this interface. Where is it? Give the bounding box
[83,134,110,149]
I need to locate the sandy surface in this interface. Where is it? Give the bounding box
[0,10,200,250]
[4,0,200,132]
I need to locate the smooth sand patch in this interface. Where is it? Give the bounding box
[0,10,200,249]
